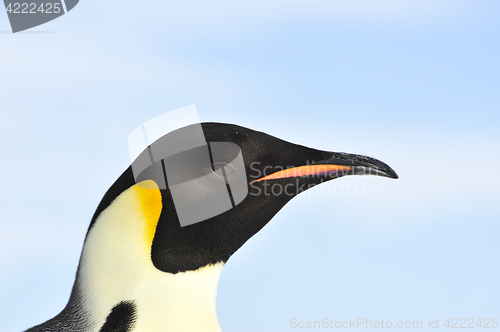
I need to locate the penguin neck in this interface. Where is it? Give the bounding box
[73,181,225,332]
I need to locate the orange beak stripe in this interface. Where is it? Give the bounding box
[251,165,352,183]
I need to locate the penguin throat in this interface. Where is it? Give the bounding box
[73,182,224,331]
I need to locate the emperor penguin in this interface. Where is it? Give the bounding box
[25,123,398,332]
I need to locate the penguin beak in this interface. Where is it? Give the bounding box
[251,152,398,183]
[313,152,399,179]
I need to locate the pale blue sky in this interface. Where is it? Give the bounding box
[1,1,499,331]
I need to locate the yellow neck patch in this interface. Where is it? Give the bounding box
[133,180,163,244]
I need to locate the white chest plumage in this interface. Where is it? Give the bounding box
[77,180,223,332]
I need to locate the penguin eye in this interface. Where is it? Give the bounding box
[211,162,236,178]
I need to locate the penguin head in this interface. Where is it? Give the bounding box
[88,122,398,274]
